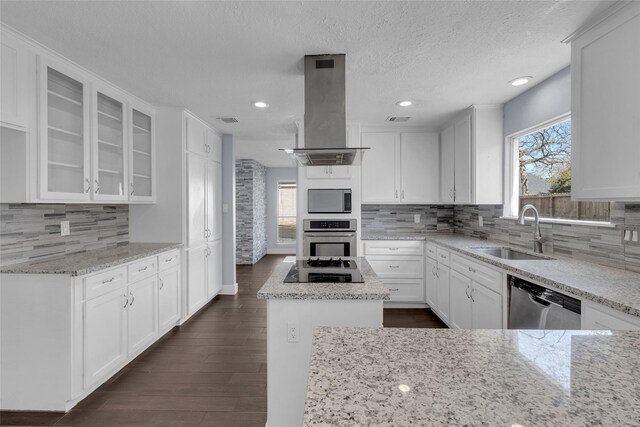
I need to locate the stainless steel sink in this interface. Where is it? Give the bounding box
[471,247,553,261]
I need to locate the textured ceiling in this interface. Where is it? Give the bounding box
[0,1,613,167]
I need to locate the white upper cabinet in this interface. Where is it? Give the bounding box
[306,165,352,179]
[362,131,439,204]
[92,85,127,201]
[361,132,399,203]
[129,102,155,202]
[1,30,31,130]
[38,58,92,200]
[439,105,503,205]
[186,114,208,157]
[400,132,439,203]
[207,128,222,163]
[571,3,640,201]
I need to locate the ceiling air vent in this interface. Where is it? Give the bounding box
[216,117,239,124]
[386,116,411,122]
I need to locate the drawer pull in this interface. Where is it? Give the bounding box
[389,288,399,292]
[164,257,174,263]
[129,292,135,306]
[138,266,149,272]
[102,277,115,284]
[440,254,447,259]
[465,285,471,298]
[468,267,476,273]
[389,265,400,269]
[159,278,164,290]
[389,247,399,251]
[123,294,128,308]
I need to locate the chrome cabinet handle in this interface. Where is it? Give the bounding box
[130,182,135,196]
[401,189,405,199]
[431,266,436,276]
[435,268,440,278]
[389,288,399,292]
[94,179,100,193]
[85,178,91,193]
[389,247,399,251]
[129,292,134,306]
[468,267,476,273]
[395,189,398,199]
[449,189,453,200]
[138,266,148,272]
[389,265,400,269]
[164,257,174,263]
[440,254,447,259]
[465,285,470,298]
[470,288,475,302]
[123,294,128,308]
[102,277,115,284]
[159,278,164,290]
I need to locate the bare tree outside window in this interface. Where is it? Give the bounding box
[515,119,609,221]
[277,182,297,243]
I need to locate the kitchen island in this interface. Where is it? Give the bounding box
[304,327,640,426]
[257,257,389,427]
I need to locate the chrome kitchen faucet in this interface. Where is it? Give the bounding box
[517,204,545,253]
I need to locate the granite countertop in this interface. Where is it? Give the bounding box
[257,257,390,301]
[0,242,182,276]
[362,232,640,318]
[304,327,640,426]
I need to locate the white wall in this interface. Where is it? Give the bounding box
[503,66,570,136]
[222,134,237,287]
[266,167,297,254]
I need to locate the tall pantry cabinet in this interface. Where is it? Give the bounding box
[129,109,223,322]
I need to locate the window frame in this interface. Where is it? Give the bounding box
[503,113,613,226]
[276,180,297,244]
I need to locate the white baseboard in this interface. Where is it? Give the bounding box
[267,248,296,255]
[220,282,238,295]
[383,302,429,309]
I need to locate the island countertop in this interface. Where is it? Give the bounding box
[0,242,182,276]
[304,327,640,426]
[257,257,390,301]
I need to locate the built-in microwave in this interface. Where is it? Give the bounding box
[308,189,352,214]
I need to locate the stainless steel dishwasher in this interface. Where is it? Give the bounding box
[508,276,581,329]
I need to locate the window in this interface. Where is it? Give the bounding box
[277,181,297,243]
[508,116,610,222]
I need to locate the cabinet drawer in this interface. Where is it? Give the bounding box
[382,279,425,303]
[582,303,640,331]
[158,249,180,271]
[451,254,503,294]
[84,266,127,300]
[363,240,424,256]
[366,256,424,279]
[426,242,437,260]
[435,247,450,266]
[128,256,158,283]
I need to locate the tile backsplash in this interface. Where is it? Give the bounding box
[362,204,455,234]
[453,203,640,273]
[0,203,129,266]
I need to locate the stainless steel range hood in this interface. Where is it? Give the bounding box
[281,54,369,166]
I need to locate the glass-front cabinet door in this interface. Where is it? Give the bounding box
[39,59,91,200]
[129,102,154,202]
[92,87,127,201]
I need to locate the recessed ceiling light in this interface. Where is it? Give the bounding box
[396,100,413,107]
[509,76,533,87]
[252,101,269,108]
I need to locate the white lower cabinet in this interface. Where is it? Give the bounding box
[364,240,425,304]
[127,276,158,356]
[84,287,127,389]
[187,245,207,314]
[425,257,437,308]
[435,264,451,323]
[582,301,640,330]
[449,254,503,329]
[158,266,181,332]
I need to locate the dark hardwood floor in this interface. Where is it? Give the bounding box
[1,255,446,426]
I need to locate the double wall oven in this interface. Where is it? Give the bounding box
[302,219,357,257]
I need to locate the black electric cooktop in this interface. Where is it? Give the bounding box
[283,258,363,283]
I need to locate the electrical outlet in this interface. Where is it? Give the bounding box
[621,225,640,246]
[287,323,299,343]
[414,214,420,223]
[60,221,70,236]
[478,216,484,227]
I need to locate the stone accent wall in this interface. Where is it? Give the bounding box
[361,204,455,234]
[453,203,640,273]
[0,203,129,266]
[235,159,267,264]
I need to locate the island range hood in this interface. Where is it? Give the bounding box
[281,54,369,166]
